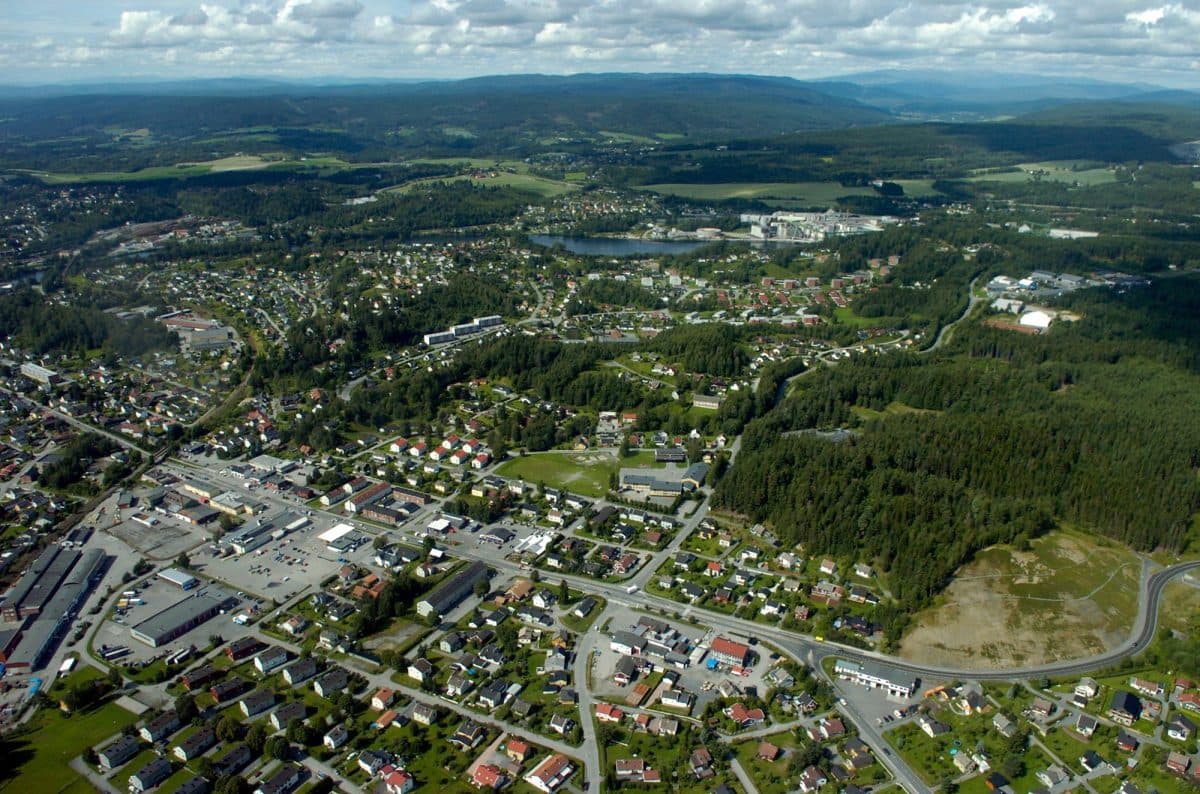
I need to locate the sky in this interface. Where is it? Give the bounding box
[2,0,1199,88]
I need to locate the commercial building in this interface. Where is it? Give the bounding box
[416,561,490,619]
[708,636,751,667]
[3,548,107,670]
[130,592,234,647]
[157,568,199,590]
[833,658,917,698]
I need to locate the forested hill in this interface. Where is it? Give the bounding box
[0,74,892,146]
[713,276,1200,631]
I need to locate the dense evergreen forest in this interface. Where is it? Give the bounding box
[0,289,177,358]
[715,276,1200,628]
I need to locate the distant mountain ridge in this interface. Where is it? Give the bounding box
[0,73,893,143]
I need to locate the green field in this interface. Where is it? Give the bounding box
[495,450,658,497]
[1,701,138,794]
[969,161,1118,186]
[639,179,940,203]
[387,171,578,198]
[24,154,360,184]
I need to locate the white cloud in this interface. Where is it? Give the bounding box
[0,0,1197,87]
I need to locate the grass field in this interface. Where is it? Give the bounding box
[638,179,940,203]
[969,161,1117,186]
[495,450,658,498]
[25,154,358,184]
[387,171,578,198]
[900,529,1141,668]
[0,701,138,794]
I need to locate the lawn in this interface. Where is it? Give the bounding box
[1,701,139,794]
[561,596,606,633]
[495,450,657,498]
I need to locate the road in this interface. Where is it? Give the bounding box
[921,275,982,353]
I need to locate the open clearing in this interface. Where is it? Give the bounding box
[638,179,940,203]
[386,171,578,198]
[495,449,658,497]
[969,160,1117,186]
[899,530,1141,668]
[0,700,138,794]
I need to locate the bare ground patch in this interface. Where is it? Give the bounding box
[899,531,1141,669]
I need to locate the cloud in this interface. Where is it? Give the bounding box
[1,0,1198,87]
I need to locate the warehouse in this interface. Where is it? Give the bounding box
[130,592,235,647]
[1,545,80,622]
[4,549,108,670]
[416,561,490,619]
[157,568,199,590]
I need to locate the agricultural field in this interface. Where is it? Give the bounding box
[899,530,1141,668]
[969,160,1118,186]
[25,154,358,183]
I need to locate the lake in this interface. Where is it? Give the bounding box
[528,234,711,256]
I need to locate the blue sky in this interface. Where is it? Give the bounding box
[2,0,1198,87]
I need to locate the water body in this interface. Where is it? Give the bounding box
[529,234,711,257]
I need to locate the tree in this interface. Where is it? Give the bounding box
[214,775,248,794]
[373,534,389,550]
[82,747,99,767]
[472,578,489,598]
[174,552,191,570]
[174,693,199,724]
[559,578,570,602]
[196,757,215,781]
[215,715,241,743]
[264,736,291,761]
[245,723,267,755]
[286,718,313,746]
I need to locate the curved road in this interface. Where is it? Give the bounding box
[920,275,983,354]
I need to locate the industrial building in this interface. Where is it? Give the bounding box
[416,561,490,619]
[1,548,108,670]
[130,591,235,647]
[157,568,199,590]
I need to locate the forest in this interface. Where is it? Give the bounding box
[714,276,1200,628]
[0,289,177,358]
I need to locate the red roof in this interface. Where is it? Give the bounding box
[473,764,504,788]
[711,636,750,661]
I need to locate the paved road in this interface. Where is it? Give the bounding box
[573,629,603,789]
[730,758,760,794]
[921,275,982,354]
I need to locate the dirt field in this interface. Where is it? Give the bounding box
[899,531,1141,669]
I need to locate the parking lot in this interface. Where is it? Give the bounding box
[590,603,776,715]
[91,575,252,666]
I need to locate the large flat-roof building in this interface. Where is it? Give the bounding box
[416,561,490,619]
[833,658,917,698]
[130,592,234,647]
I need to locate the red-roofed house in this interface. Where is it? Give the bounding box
[596,703,624,723]
[385,770,415,794]
[472,764,507,790]
[525,753,575,793]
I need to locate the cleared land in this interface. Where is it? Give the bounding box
[639,179,940,203]
[386,171,578,198]
[899,530,1141,668]
[25,154,357,184]
[969,160,1117,186]
[495,449,658,498]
